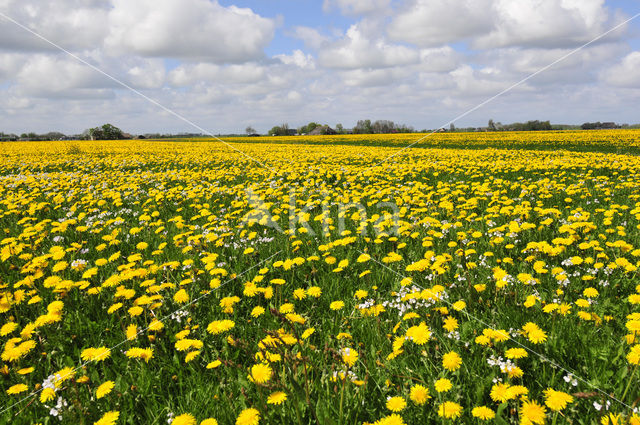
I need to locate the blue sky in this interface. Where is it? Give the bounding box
[1,0,640,134]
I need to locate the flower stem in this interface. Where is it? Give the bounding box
[621,363,638,402]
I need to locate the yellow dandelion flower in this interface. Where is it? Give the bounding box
[249,363,272,384]
[6,383,28,394]
[386,396,407,412]
[442,351,462,371]
[434,378,452,393]
[543,388,574,411]
[406,322,431,345]
[267,391,287,405]
[472,406,495,420]
[409,384,431,405]
[330,301,344,310]
[207,319,235,335]
[172,414,196,425]
[437,401,462,419]
[236,407,260,425]
[94,411,119,425]
[520,400,546,425]
[96,381,115,399]
[173,289,189,304]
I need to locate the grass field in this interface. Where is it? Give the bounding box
[1,131,640,424]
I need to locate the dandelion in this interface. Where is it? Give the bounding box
[330,301,344,310]
[267,391,287,405]
[543,388,574,411]
[249,363,272,384]
[6,383,28,394]
[472,406,495,420]
[443,316,458,332]
[386,396,407,412]
[520,400,546,425]
[173,289,189,304]
[409,384,431,405]
[236,408,260,425]
[251,306,265,318]
[207,320,235,335]
[442,351,462,371]
[434,378,452,393]
[505,348,528,359]
[437,401,462,419]
[341,347,359,367]
[94,411,119,425]
[96,381,115,399]
[406,322,431,345]
[172,414,196,425]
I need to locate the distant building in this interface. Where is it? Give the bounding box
[308,125,337,135]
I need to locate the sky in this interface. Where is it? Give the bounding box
[1,0,639,135]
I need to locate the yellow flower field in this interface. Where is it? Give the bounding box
[1,131,640,424]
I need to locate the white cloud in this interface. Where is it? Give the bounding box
[388,0,625,49]
[15,54,116,98]
[168,63,267,87]
[0,0,110,51]
[105,0,275,63]
[475,0,620,49]
[274,50,315,69]
[322,0,390,16]
[601,51,640,88]
[289,26,330,50]
[126,59,166,89]
[340,67,411,87]
[418,47,460,72]
[318,23,419,69]
[388,0,493,47]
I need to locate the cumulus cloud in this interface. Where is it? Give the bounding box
[318,23,419,69]
[15,54,117,98]
[475,0,623,49]
[388,0,625,49]
[0,0,110,51]
[418,47,460,73]
[168,63,267,87]
[289,26,330,50]
[126,59,166,89]
[601,51,640,88]
[105,0,275,63]
[388,0,493,47]
[274,50,316,69]
[322,0,390,16]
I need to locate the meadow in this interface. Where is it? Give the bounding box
[1,130,640,424]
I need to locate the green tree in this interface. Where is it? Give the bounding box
[89,124,124,140]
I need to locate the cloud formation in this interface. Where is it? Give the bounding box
[0,0,638,134]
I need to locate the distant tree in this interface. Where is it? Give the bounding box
[88,123,124,140]
[269,124,292,136]
[245,126,256,135]
[395,124,414,133]
[335,123,344,134]
[298,122,320,134]
[449,123,456,132]
[353,119,373,134]
[44,132,65,140]
[372,120,395,134]
[488,119,496,131]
